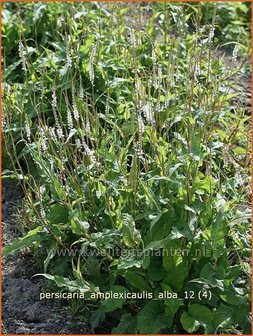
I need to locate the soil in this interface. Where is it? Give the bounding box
[1,180,87,334]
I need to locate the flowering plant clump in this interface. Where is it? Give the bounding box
[2,2,251,334]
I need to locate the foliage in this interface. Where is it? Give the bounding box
[2,2,251,334]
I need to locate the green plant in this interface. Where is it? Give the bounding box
[2,2,251,334]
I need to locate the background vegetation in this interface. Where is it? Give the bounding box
[2,2,251,334]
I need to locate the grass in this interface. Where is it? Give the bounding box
[2,2,251,334]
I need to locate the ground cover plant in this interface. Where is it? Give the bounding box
[2,2,252,334]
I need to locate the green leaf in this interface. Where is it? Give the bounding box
[48,204,69,224]
[163,241,189,291]
[121,213,142,248]
[210,212,227,259]
[101,285,128,312]
[161,283,181,318]
[188,303,213,323]
[90,309,105,332]
[220,284,248,305]
[181,303,214,333]
[2,226,45,257]
[148,258,165,281]
[196,175,217,193]
[37,274,99,294]
[137,300,171,334]
[197,262,225,290]
[117,255,142,270]
[213,303,234,332]
[140,180,160,211]
[233,304,251,333]
[52,176,65,199]
[128,153,139,191]
[112,313,137,334]
[44,241,57,272]
[85,255,100,278]
[70,209,90,235]
[150,209,175,240]
[125,271,152,292]
[190,131,201,160]
[180,311,200,333]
